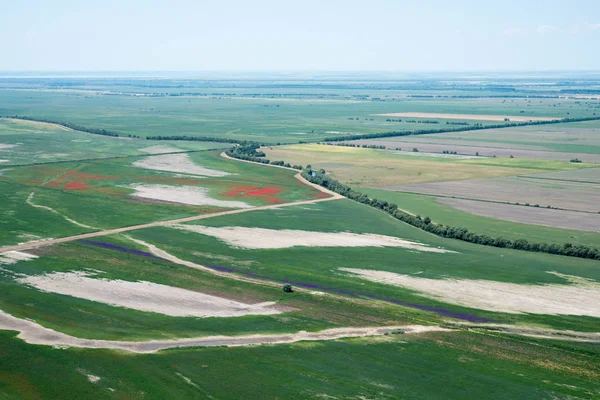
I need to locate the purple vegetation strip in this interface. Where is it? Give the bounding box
[205,264,490,323]
[78,240,161,259]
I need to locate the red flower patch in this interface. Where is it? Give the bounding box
[246,187,281,197]
[222,184,283,204]
[45,169,117,190]
[65,181,89,190]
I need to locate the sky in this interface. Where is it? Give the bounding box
[1,0,599,72]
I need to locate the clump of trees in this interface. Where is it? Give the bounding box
[442,150,458,154]
[570,158,583,163]
[226,142,303,170]
[283,284,293,293]
[301,167,600,261]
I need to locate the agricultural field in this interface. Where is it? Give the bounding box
[362,189,600,248]
[347,119,600,162]
[263,143,592,186]
[1,75,600,399]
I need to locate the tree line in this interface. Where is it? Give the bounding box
[322,116,600,142]
[299,168,600,260]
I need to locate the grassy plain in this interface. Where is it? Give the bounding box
[0,89,592,143]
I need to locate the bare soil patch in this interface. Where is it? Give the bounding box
[373,112,558,122]
[17,271,282,318]
[170,225,455,253]
[133,153,230,177]
[127,184,251,208]
[341,268,600,317]
[439,198,600,232]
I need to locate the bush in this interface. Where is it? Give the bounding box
[283,284,293,293]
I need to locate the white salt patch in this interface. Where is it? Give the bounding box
[341,268,600,317]
[0,160,8,163]
[139,145,181,154]
[133,153,229,177]
[170,225,455,253]
[17,271,281,318]
[0,251,38,265]
[128,184,251,208]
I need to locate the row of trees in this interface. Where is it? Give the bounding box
[322,116,600,142]
[300,168,600,261]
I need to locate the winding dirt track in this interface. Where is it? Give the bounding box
[0,309,446,353]
[0,155,342,254]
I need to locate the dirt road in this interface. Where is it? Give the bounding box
[0,309,445,353]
